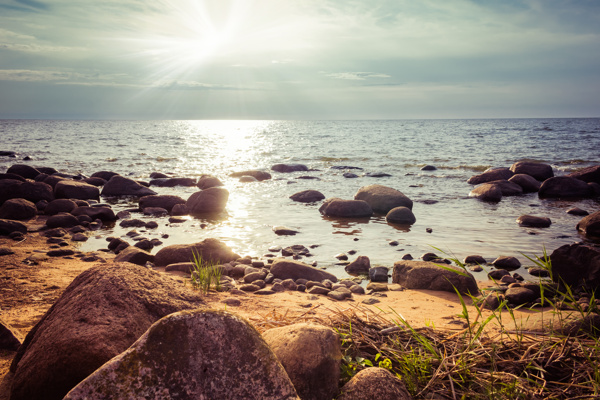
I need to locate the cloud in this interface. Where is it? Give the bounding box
[325,72,391,80]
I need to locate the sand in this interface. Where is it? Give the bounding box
[0,216,565,398]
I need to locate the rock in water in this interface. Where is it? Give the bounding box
[54,180,100,200]
[319,198,373,218]
[538,176,594,198]
[101,175,157,197]
[577,211,600,238]
[509,161,553,181]
[10,263,204,400]
[467,167,513,185]
[354,184,413,213]
[262,323,341,400]
[154,238,240,267]
[550,243,600,294]
[290,190,325,203]
[469,183,503,202]
[186,187,229,214]
[64,310,299,400]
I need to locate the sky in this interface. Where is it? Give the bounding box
[0,0,599,119]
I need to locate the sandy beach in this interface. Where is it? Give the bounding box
[0,213,578,399]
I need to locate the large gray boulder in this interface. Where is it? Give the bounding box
[262,323,341,400]
[101,175,157,197]
[0,198,37,220]
[550,243,600,294]
[510,161,553,181]
[576,211,600,238]
[354,184,413,213]
[154,238,240,267]
[319,198,373,218]
[9,263,204,400]
[539,176,594,198]
[54,180,100,200]
[270,259,338,283]
[467,167,513,185]
[392,260,479,295]
[139,194,186,213]
[64,310,299,400]
[186,187,229,214]
[338,367,412,400]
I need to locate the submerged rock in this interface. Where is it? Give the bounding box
[517,215,551,228]
[385,206,416,225]
[271,163,309,173]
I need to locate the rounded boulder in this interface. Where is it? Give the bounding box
[186,187,229,214]
[354,184,413,213]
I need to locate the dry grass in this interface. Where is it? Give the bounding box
[251,301,600,400]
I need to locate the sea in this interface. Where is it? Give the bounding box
[1,118,599,281]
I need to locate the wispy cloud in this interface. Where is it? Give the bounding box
[325,72,391,80]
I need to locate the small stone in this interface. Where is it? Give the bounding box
[362,298,381,305]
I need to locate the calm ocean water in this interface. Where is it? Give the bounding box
[1,119,599,280]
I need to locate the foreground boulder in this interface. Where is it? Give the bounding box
[9,263,204,400]
[577,211,600,238]
[392,261,478,295]
[64,310,299,400]
[539,176,594,198]
[0,198,37,220]
[510,161,553,181]
[319,198,373,218]
[186,187,229,214]
[270,259,338,283]
[154,238,240,267]
[54,180,100,200]
[101,175,157,197]
[263,323,341,400]
[338,367,412,400]
[354,184,412,213]
[550,243,600,293]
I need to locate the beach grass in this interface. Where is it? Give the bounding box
[248,248,600,399]
[189,250,222,294]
